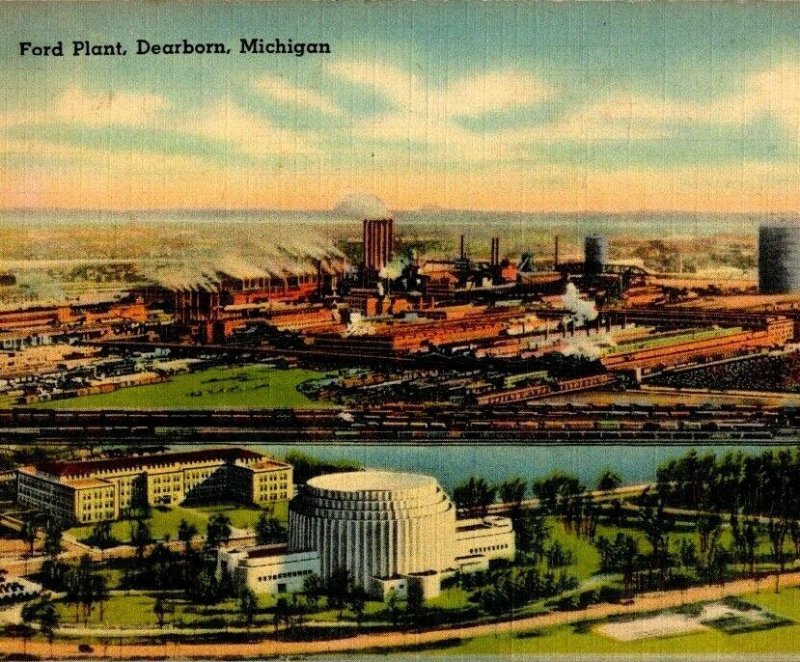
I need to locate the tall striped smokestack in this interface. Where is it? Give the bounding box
[363,218,394,273]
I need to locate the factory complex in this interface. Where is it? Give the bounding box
[16,448,292,525]
[218,470,515,599]
[3,214,800,413]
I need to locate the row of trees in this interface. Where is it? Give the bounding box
[470,566,579,618]
[452,469,623,518]
[655,448,800,519]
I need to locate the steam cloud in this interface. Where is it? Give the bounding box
[333,192,389,218]
[378,255,409,280]
[561,283,598,323]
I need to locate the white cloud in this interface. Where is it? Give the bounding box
[328,61,554,162]
[442,70,554,118]
[254,74,340,115]
[187,100,321,157]
[327,60,427,110]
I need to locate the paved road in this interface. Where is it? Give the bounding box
[5,570,800,659]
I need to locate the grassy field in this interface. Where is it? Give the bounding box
[55,593,272,629]
[67,502,287,543]
[32,365,329,409]
[448,588,800,656]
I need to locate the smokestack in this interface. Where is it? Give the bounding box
[363,218,394,274]
[460,235,465,260]
[554,235,560,268]
[490,238,500,267]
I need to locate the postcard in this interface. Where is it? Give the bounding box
[1,1,800,659]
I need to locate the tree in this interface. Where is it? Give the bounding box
[131,519,152,562]
[531,471,584,516]
[64,569,83,623]
[453,477,496,517]
[766,517,789,592]
[405,580,425,625]
[239,588,258,629]
[87,521,118,549]
[326,566,351,618]
[302,573,323,610]
[153,595,171,629]
[514,509,551,562]
[596,468,623,493]
[386,591,400,627]
[206,514,232,550]
[20,600,38,653]
[348,586,368,629]
[177,519,198,555]
[639,492,673,589]
[38,601,59,654]
[274,597,291,631]
[92,574,110,622]
[498,478,527,511]
[20,517,37,555]
[42,519,63,560]
[189,568,222,609]
[255,511,286,546]
[677,539,697,569]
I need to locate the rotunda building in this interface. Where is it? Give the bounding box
[288,471,456,590]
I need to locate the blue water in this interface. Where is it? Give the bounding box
[251,443,777,492]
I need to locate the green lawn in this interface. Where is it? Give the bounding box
[447,588,800,656]
[55,593,254,629]
[191,501,289,529]
[54,590,383,629]
[67,501,288,543]
[549,519,602,582]
[31,365,329,409]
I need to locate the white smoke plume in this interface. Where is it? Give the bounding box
[378,255,409,280]
[333,192,389,218]
[561,337,603,359]
[561,282,598,323]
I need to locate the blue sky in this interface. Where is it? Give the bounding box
[2,1,800,212]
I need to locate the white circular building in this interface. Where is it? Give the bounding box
[221,470,515,599]
[288,471,457,590]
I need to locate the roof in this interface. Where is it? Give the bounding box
[69,478,113,489]
[246,544,289,559]
[252,460,291,472]
[35,447,266,479]
[308,470,436,493]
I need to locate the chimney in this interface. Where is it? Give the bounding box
[554,235,560,268]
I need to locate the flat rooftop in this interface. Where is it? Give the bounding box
[34,447,267,479]
[246,544,289,559]
[308,470,437,493]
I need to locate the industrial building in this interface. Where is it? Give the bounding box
[17,448,292,525]
[218,470,515,599]
[759,225,800,294]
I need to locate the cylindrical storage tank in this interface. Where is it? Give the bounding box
[288,471,456,590]
[584,235,607,276]
[759,225,800,294]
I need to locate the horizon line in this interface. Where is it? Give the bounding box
[0,206,789,217]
